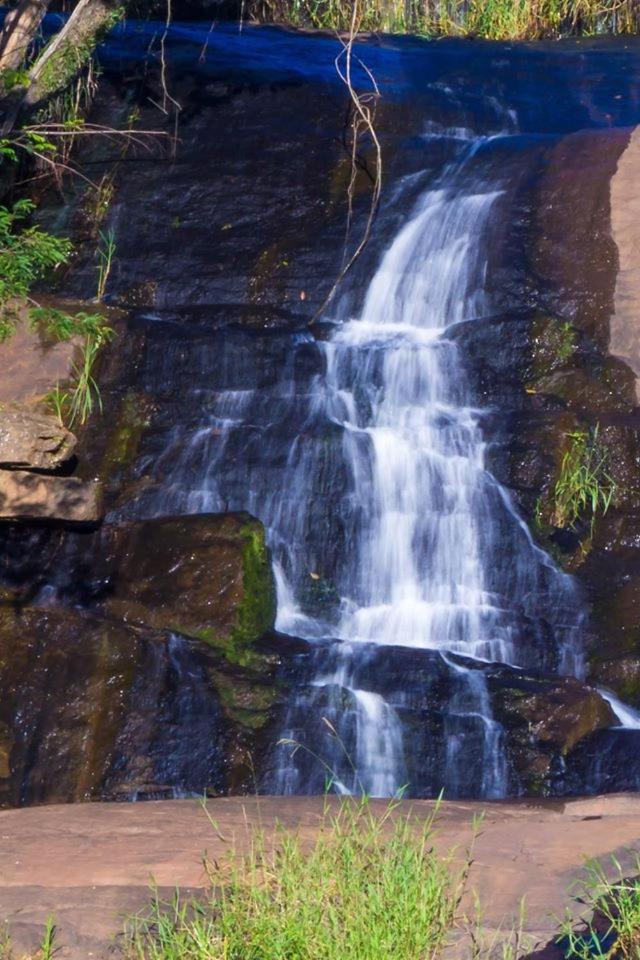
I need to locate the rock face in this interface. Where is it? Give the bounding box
[0,470,101,523]
[268,642,618,798]
[0,405,99,523]
[0,513,286,805]
[0,405,76,469]
[0,606,288,805]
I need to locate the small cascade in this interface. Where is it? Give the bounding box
[598,689,640,730]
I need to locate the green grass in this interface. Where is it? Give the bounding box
[560,855,640,958]
[125,797,466,960]
[551,425,615,536]
[96,227,116,301]
[255,0,640,38]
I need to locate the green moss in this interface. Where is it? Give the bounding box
[211,668,279,729]
[232,522,276,647]
[171,519,276,667]
[528,315,576,387]
[100,391,152,482]
[37,6,125,98]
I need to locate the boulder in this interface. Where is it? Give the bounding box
[0,470,101,523]
[0,605,290,806]
[491,670,616,792]
[496,678,615,754]
[100,512,276,662]
[0,405,76,469]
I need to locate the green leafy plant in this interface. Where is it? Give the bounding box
[0,199,71,341]
[552,425,615,536]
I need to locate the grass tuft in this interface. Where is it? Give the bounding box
[560,855,640,958]
[551,424,615,536]
[125,797,465,960]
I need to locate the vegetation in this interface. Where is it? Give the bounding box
[3,806,640,959]
[0,198,71,341]
[122,801,640,960]
[560,855,640,958]
[551,425,615,536]
[256,0,640,38]
[96,226,116,300]
[0,914,57,960]
[125,797,467,960]
[0,194,114,427]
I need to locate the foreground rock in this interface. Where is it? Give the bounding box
[1,794,640,960]
[0,470,101,522]
[0,512,288,803]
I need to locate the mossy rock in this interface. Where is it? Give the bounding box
[529,315,577,381]
[0,604,282,806]
[99,390,154,486]
[101,512,276,663]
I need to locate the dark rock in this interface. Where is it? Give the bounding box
[0,605,293,806]
[98,513,277,662]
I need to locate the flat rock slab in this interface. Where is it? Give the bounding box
[1,795,640,958]
[0,470,101,523]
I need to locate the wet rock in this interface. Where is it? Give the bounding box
[493,674,615,755]
[593,655,640,706]
[0,605,291,806]
[561,728,640,794]
[491,670,616,793]
[100,512,276,662]
[0,470,101,523]
[0,405,76,469]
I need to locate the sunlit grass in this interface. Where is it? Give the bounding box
[560,855,640,958]
[552,425,615,536]
[257,0,639,38]
[125,797,468,960]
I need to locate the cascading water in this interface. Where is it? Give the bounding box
[267,136,584,797]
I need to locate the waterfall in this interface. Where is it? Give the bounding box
[124,130,586,799]
[269,138,583,797]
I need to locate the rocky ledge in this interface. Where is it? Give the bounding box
[2,794,640,960]
[0,404,101,523]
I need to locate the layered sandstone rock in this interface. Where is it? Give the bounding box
[0,405,76,469]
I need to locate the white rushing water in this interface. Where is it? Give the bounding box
[599,688,640,729]
[269,136,586,798]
